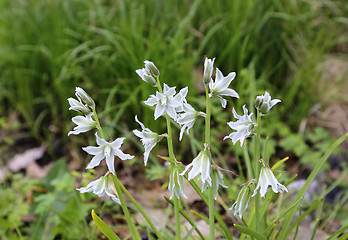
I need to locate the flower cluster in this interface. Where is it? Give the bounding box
[68,87,134,204]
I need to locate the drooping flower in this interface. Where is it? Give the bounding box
[68,115,96,136]
[202,168,227,199]
[135,68,157,87]
[209,68,239,108]
[135,60,160,87]
[252,164,288,198]
[223,105,256,147]
[203,57,215,86]
[177,103,205,141]
[255,91,281,116]
[168,165,187,199]
[144,83,183,120]
[83,133,134,175]
[76,174,120,204]
[67,97,92,116]
[180,148,211,186]
[133,115,160,166]
[230,185,251,219]
[75,87,95,109]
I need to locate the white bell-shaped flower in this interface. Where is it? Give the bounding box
[202,168,227,198]
[83,133,134,175]
[177,103,205,141]
[223,105,256,147]
[76,174,120,204]
[180,148,211,186]
[144,83,183,120]
[168,165,187,200]
[133,115,160,166]
[68,115,96,136]
[252,164,288,198]
[230,185,251,219]
[209,68,239,108]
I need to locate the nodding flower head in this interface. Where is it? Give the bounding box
[255,91,281,116]
[252,164,288,198]
[76,173,121,204]
[180,148,212,186]
[230,185,251,219]
[75,87,95,109]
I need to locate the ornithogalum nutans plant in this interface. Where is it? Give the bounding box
[67,56,348,240]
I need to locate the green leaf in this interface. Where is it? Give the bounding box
[234,224,267,240]
[91,210,121,240]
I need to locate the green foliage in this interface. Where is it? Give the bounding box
[0,0,347,145]
[0,174,37,240]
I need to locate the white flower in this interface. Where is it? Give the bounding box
[135,68,157,87]
[144,83,182,120]
[177,103,205,141]
[223,105,256,147]
[173,86,188,112]
[168,166,187,199]
[68,115,96,136]
[230,185,251,219]
[203,57,215,86]
[255,91,281,115]
[75,87,95,109]
[180,149,211,186]
[209,68,239,108]
[77,174,120,204]
[133,115,160,166]
[202,168,227,199]
[83,133,134,175]
[252,165,288,198]
[67,97,92,116]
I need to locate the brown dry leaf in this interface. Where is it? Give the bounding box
[7,145,46,172]
[26,162,52,179]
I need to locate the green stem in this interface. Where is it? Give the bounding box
[157,76,180,240]
[255,109,261,233]
[92,108,106,139]
[205,86,214,240]
[111,174,141,240]
[116,178,164,240]
[205,87,211,145]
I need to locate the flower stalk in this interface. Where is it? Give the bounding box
[255,108,261,232]
[156,76,181,240]
[205,86,215,240]
[111,174,141,240]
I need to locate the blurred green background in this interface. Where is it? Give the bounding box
[1,0,348,239]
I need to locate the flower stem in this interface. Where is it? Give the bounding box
[116,177,164,240]
[156,76,181,239]
[92,108,106,139]
[111,174,141,240]
[255,109,261,233]
[205,86,215,240]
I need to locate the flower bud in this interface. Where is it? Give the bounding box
[135,68,157,87]
[254,91,281,115]
[67,98,92,115]
[144,60,160,77]
[75,87,95,109]
[203,57,215,86]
